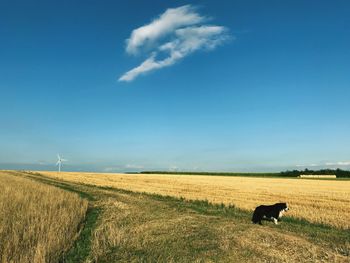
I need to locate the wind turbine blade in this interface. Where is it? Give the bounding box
[61,159,67,162]
[56,161,60,165]
[57,154,61,160]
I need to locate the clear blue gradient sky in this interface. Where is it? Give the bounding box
[1,0,349,172]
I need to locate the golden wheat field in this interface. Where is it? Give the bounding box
[0,171,88,263]
[38,171,350,229]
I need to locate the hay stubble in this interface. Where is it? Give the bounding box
[39,171,350,229]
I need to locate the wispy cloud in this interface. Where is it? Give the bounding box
[325,161,350,166]
[296,160,350,168]
[103,163,144,172]
[119,5,231,82]
[168,165,179,172]
[296,163,319,167]
[125,164,144,169]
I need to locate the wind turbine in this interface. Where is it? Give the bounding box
[56,154,67,172]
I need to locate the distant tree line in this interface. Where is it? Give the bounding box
[280,168,350,178]
[140,169,350,178]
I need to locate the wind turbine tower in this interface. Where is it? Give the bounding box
[56,154,67,172]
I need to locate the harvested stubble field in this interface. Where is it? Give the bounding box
[0,171,88,263]
[2,170,350,262]
[39,171,350,229]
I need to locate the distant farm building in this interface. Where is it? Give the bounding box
[299,174,336,179]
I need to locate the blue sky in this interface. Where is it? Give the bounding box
[1,0,349,172]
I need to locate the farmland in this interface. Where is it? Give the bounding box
[0,171,88,263]
[1,170,349,262]
[39,171,350,229]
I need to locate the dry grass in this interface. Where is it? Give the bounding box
[0,171,88,263]
[10,171,349,262]
[39,171,350,229]
[85,187,349,262]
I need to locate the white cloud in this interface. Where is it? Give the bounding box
[125,164,144,169]
[119,53,177,82]
[103,167,121,172]
[325,161,350,166]
[296,161,350,168]
[168,165,179,172]
[103,164,144,172]
[126,5,206,55]
[296,164,318,167]
[119,5,230,82]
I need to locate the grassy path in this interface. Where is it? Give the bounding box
[16,171,350,262]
